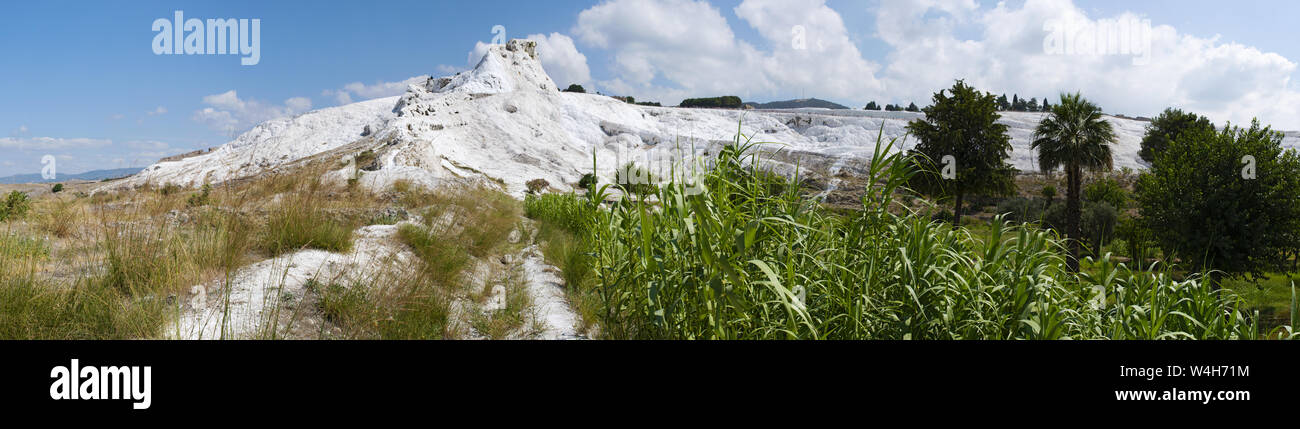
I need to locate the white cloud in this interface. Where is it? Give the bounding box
[192,90,314,133]
[0,136,112,150]
[526,33,593,88]
[874,0,1300,129]
[570,0,883,105]
[325,76,429,106]
[147,106,168,116]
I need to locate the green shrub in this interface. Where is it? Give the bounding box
[0,191,31,222]
[577,173,598,190]
[186,184,212,207]
[51,184,64,193]
[1084,178,1127,210]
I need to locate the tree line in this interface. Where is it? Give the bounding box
[904,80,1299,283]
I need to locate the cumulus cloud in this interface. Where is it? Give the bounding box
[571,0,883,105]
[873,0,1300,129]
[192,90,314,133]
[527,33,593,88]
[325,76,430,106]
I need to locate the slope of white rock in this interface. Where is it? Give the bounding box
[113,39,1300,196]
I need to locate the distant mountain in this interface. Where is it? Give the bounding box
[744,98,850,110]
[0,167,142,184]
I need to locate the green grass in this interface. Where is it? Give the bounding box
[525,127,1273,340]
[1224,273,1297,333]
[0,272,168,340]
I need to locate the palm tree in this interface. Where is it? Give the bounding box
[1031,92,1117,272]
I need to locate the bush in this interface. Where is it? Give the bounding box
[0,191,31,222]
[1084,178,1127,210]
[187,184,212,207]
[577,173,598,190]
[51,184,64,193]
[563,84,586,93]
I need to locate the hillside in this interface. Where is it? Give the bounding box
[107,39,1300,198]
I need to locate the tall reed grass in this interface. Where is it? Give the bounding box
[526,127,1273,340]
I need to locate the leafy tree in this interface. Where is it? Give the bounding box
[52,183,64,193]
[865,101,881,110]
[906,80,1017,228]
[1041,98,1051,112]
[884,104,900,112]
[905,102,920,112]
[1083,178,1127,210]
[563,84,586,93]
[997,94,1010,111]
[1032,92,1118,272]
[1135,119,1300,284]
[1138,107,1215,164]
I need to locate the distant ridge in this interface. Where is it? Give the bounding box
[745,98,850,110]
[0,167,142,184]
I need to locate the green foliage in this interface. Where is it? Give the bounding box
[260,204,354,255]
[905,102,920,112]
[864,101,880,111]
[523,123,1262,339]
[0,275,166,340]
[563,84,586,93]
[51,183,64,193]
[996,197,1043,224]
[906,79,1016,224]
[679,96,743,109]
[577,173,598,190]
[1041,185,1057,202]
[1083,178,1127,210]
[614,162,660,196]
[1115,216,1157,269]
[1136,119,1300,281]
[0,191,32,222]
[1139,108,1216,164]
[187,184,213,207]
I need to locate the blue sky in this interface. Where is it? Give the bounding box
[3,0,1299,176]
